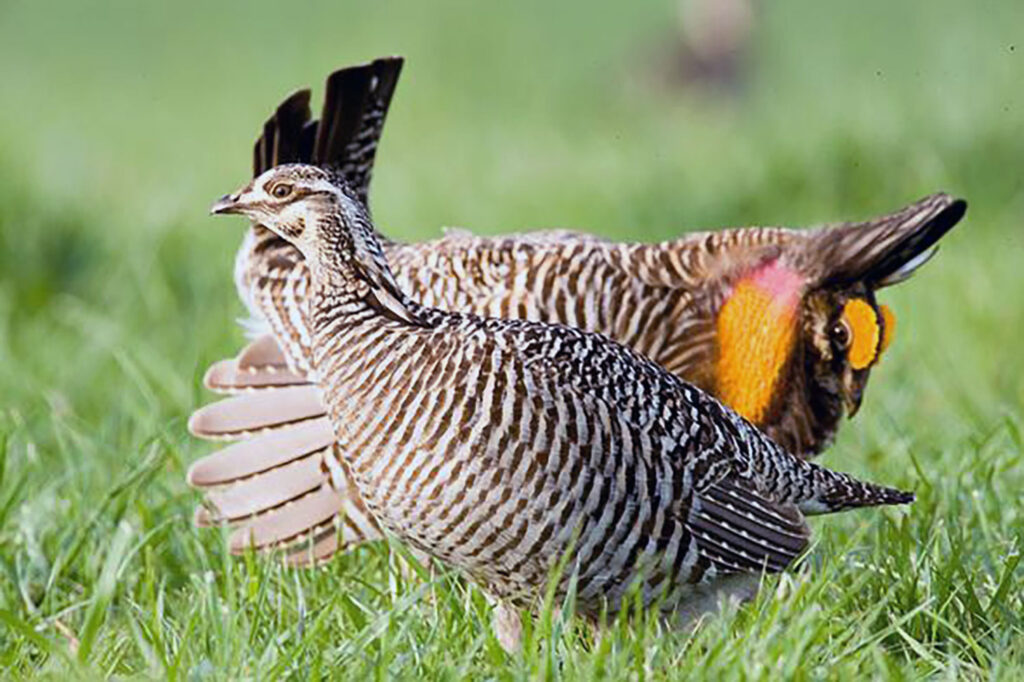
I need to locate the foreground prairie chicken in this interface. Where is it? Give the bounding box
[188,58,965,567]
[209,163,915,648]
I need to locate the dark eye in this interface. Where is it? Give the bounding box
[831,320,851,350]
[270,183,293,199]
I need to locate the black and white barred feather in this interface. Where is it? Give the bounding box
[211,164,914,618]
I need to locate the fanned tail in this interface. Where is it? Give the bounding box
[189,336,383,565]
[314,56,403,206]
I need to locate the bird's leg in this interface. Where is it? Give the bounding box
[489,598,523,654]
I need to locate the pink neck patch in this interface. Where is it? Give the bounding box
[746,260,805,310]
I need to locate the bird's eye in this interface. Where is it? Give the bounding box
[270,183,293,199]
[831,320,851,350]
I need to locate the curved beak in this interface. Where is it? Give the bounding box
[843,378,866,418]
[210,193,243,216]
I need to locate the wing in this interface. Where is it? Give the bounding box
[687,478,810,576]
[188,351,384,565]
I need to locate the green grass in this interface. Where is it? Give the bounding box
[1,0,1023,678]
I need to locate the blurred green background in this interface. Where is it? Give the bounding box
[1,0,1022,678]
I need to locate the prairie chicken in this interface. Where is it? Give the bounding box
[209,163,915,648]
[187,59,965,567]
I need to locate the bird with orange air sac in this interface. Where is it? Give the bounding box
[207,160,919,652]
[186,57,965,568]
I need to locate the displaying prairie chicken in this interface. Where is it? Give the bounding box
[208,163,916,649]
[187,58,965,567]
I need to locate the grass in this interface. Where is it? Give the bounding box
[1,0,1022,678]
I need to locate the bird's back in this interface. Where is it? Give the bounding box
[242,225,797,383]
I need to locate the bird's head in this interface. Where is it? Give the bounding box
[212,163,420,325]
[211,164,362,265]
[796,285,894,417]
[709,193,966,455]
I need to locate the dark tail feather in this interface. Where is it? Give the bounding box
[794,458,915,516]
[250,56,404,209]
[253,90,313,176]
[313,56,404,207]
[808,193,967,288]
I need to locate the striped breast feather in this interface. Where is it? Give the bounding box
[191,233,628,566]
[247,252,316,377]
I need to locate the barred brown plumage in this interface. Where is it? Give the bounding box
[187,58,965,568]
[208,163,915,648]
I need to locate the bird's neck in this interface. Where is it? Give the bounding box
[304,236,437,429]
[306,215,427,342]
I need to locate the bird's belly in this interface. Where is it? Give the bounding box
[342,435,703,612]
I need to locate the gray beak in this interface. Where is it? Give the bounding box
[210,193,244,215]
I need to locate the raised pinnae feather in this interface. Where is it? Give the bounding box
[239,58,405,348]
[254,89,312,176]
[876,245,939,288]
[806,192,967,287]
[621,226,796,291]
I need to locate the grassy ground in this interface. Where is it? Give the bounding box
[1,0,1022,678]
